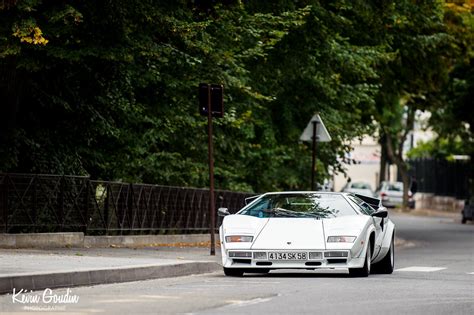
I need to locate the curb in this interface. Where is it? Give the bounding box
[0,261,221,295]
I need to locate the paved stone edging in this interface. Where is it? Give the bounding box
[84,234,215,248]
[0,233,217,249]
[0,233,84,248]
[0,261,221,295]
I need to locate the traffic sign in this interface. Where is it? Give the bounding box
[300,114,331,142]
[199,83,224,118]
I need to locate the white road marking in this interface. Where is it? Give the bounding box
[138,295,181,299]
[96,295,180,303]
[395,266,446,272]
[467,272,474,275]
[205,280,281,284]
[226,297,274,307]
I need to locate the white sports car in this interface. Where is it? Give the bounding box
[218,192,395,277]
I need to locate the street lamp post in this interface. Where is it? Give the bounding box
[199,83,223,256]
[311,121,318,191]
[206,86,216,255]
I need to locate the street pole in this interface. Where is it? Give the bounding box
[311,121,318,191]
[207,85,216,256]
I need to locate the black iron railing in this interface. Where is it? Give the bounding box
[403,158,471,200]
[0,173,254,234]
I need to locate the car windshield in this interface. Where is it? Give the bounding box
[239,193,357,219]
[386,182,403,191]
[351,183,371,190]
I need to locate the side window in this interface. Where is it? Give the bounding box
[359,202,375,215]
[348,196,375,215]
[241,198,270,217]
[347,197,366,214]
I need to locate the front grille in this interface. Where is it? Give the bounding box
[324,251,348,258]
[309,252,323,259]
[327,259,347,264]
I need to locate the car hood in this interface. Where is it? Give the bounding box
[322,215,368,237]
[251,218,325,250]
[221,214,269,236]
[223,215,370,250]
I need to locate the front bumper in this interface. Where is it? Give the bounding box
[222,249,365,269]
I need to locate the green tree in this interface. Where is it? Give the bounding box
[429,1,474,198]
[1,0,467,197]
[374,0,454,208]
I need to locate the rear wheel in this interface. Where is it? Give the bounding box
[372,235,394,274]
[349,240,371,277]
[223,268,244,277]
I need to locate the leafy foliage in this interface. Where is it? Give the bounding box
[0,1,471,195]
[407,138,466,160]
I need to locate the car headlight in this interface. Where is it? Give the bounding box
[327,236,356,243]
[225,235,253,243]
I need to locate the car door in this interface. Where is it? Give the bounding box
[361,202,386,258]
[349,196,385,259]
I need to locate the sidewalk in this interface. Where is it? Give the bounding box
[0,247,222,295]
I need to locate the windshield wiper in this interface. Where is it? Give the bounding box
[262,207,299,217]
[300,211,323,219]
[262,208,324,218]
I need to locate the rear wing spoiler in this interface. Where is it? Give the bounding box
[354,194,382,210]
[245,195,261,205]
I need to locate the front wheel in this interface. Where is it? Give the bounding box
[372,235,394,274]
[223,268,244,277]
[349,240,371,277]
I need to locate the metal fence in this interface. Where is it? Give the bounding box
[405,158,471,200]
[0,173,254,234]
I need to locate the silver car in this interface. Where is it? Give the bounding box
[342,181,374,198]
[375,181,415,209]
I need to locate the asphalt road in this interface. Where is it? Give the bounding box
[1,213,473,314]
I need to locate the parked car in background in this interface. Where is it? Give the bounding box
[342,181,374,197]
[375,181,415,209]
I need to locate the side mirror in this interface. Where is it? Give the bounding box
[371,209,388,218]
[218,208,230,217]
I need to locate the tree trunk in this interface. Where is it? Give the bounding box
[398,160,410,209]
[385,145,410,209]
[383,106,415,210]
[378,134,388,187]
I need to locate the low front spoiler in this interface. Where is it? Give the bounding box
[222,256,365,270]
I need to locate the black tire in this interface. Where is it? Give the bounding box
[223,268,244,277]
[372,235,394,274]
[349,240,371,277]
[462,216,467,224]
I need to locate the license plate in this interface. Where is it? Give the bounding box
[268,252,307,260]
